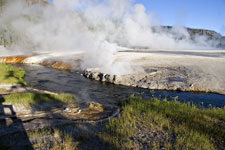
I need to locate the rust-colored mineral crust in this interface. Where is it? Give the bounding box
[0,55,31,64]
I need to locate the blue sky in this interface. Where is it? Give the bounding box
[45,0,225,35]
[136,0,225,35]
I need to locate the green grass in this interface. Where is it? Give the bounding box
[0,88,7,92]
[0,92,76,107]
[28,128,79,150]
[100,95,225,150]
[0,63,26,85]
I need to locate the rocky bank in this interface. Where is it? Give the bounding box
[82,50,225,95]
[82,66,225,95]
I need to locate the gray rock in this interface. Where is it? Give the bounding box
[83,67,225,95]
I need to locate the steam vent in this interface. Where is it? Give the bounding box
[0,0,225,150]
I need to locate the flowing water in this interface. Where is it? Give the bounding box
[15,64,225,108]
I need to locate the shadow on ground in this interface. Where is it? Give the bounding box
[0,94,118,150]
[0,95,33,150]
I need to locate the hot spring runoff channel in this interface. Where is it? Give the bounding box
[16,64,225,108]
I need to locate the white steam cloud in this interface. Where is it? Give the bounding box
[0,0,220,74]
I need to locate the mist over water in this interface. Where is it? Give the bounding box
[0,0,222,74]
[18,64,225,108]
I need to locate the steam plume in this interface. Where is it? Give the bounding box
[0,0,221,74]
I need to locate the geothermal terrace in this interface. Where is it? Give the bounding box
[1,46,225,95]
[84,49,225,95]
